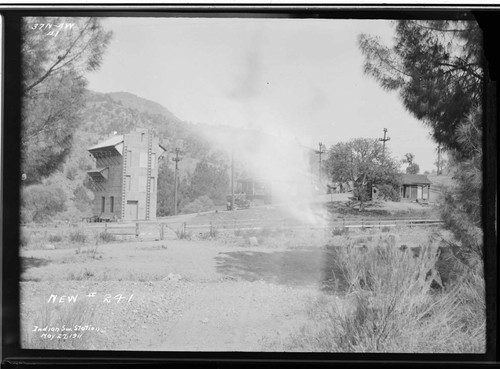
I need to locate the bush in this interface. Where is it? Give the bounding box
[286,242,486,353]
[175,227,191,240]
[98,232,116,243]
[48,234,63,243]
[69,230,87,243]
[181,196,214,214]
[376,183,401,201]
[332,227,346,236]
[65,164,78,180]
[21,184,67,223]
[20,231,30,248]
[21,300,101,350]
[73,185,93,213]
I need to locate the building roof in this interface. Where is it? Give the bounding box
[87,167,108,174]
[87,167,109,180]
[400,173,432,185]
[88,135,124,151]
[89,132,166,157]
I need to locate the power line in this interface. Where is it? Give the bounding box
[172,147,182,216]
[315,142,326,190]
[378,128,391,157]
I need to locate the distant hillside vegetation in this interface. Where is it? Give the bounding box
[24,89,317,222]
[27,90,231,222]
[107,91,182,124]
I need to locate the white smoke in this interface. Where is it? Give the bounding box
[198,124,330,227]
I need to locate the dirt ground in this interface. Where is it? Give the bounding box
[20,238,342,351]
[20,199,441,351]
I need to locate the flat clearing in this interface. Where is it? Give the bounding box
[21,239,333,351]
[20,198,442,351]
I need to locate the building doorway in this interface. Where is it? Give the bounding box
[126,200,139,220]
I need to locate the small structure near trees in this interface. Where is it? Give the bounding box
[399,174,431,202]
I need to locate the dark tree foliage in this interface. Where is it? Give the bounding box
[441,107,483,260]
[359,19,483,260]
[73,184,93,213]
[325,138,401,211]
[21,184,67,223]
[21,17,112,184]
[156,161,176,217]
[359,20,482,156]
[403,153,420,174]
[187,160,230,205]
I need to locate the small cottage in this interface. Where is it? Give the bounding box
[399,174,432,202]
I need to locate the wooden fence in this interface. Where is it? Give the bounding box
[20,217,444,241]
[181,217,444,234]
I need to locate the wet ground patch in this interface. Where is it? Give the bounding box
[216,247,347,293]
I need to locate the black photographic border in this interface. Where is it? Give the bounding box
[1,4,497,368]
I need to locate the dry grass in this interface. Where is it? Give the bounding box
[286,241,486,353]
[21,299,105,350]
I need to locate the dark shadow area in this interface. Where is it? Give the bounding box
[20,256,50,275]
[326,201,392,217]
[216,248,348,294]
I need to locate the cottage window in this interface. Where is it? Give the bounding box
[101,197,105,213]
[110,196,114,213]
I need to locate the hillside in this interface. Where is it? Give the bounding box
[25,89,321,222]
[107,91,181,124]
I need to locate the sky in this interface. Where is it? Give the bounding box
[87,16,439,173]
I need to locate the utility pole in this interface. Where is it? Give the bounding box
[172,148,182,216]
[378,128,391,158]
[315,142,326,191]
[230,149,235,211]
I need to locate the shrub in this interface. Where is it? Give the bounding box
[21,300,101,350]
[73,185,93,213]
[181,195,214,214]
[98,232,116,243]
[175,227,191,240]
[69,230,87,243]
[376,183,401,201]
[21,184,67,223]
[286,242,486,353]
[48,234,63,243]
[65,164,78,180]
[332,227,347,236]
[20,231,30,248]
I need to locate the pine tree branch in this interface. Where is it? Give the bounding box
[24,19,92,94]
[407,20,469,34]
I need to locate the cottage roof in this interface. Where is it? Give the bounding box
[88,135,124,152]
[400,173,432,185]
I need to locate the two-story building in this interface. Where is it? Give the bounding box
[87,128,165,221]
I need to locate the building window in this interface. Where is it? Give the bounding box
[151,153,156,169]
[110,196,114,213]
[139,152,148,168]
[101,197,105,213]
[127,150,132,167]
[138,176,147,192]
[125,176,130,192]
[141,133,145,142]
